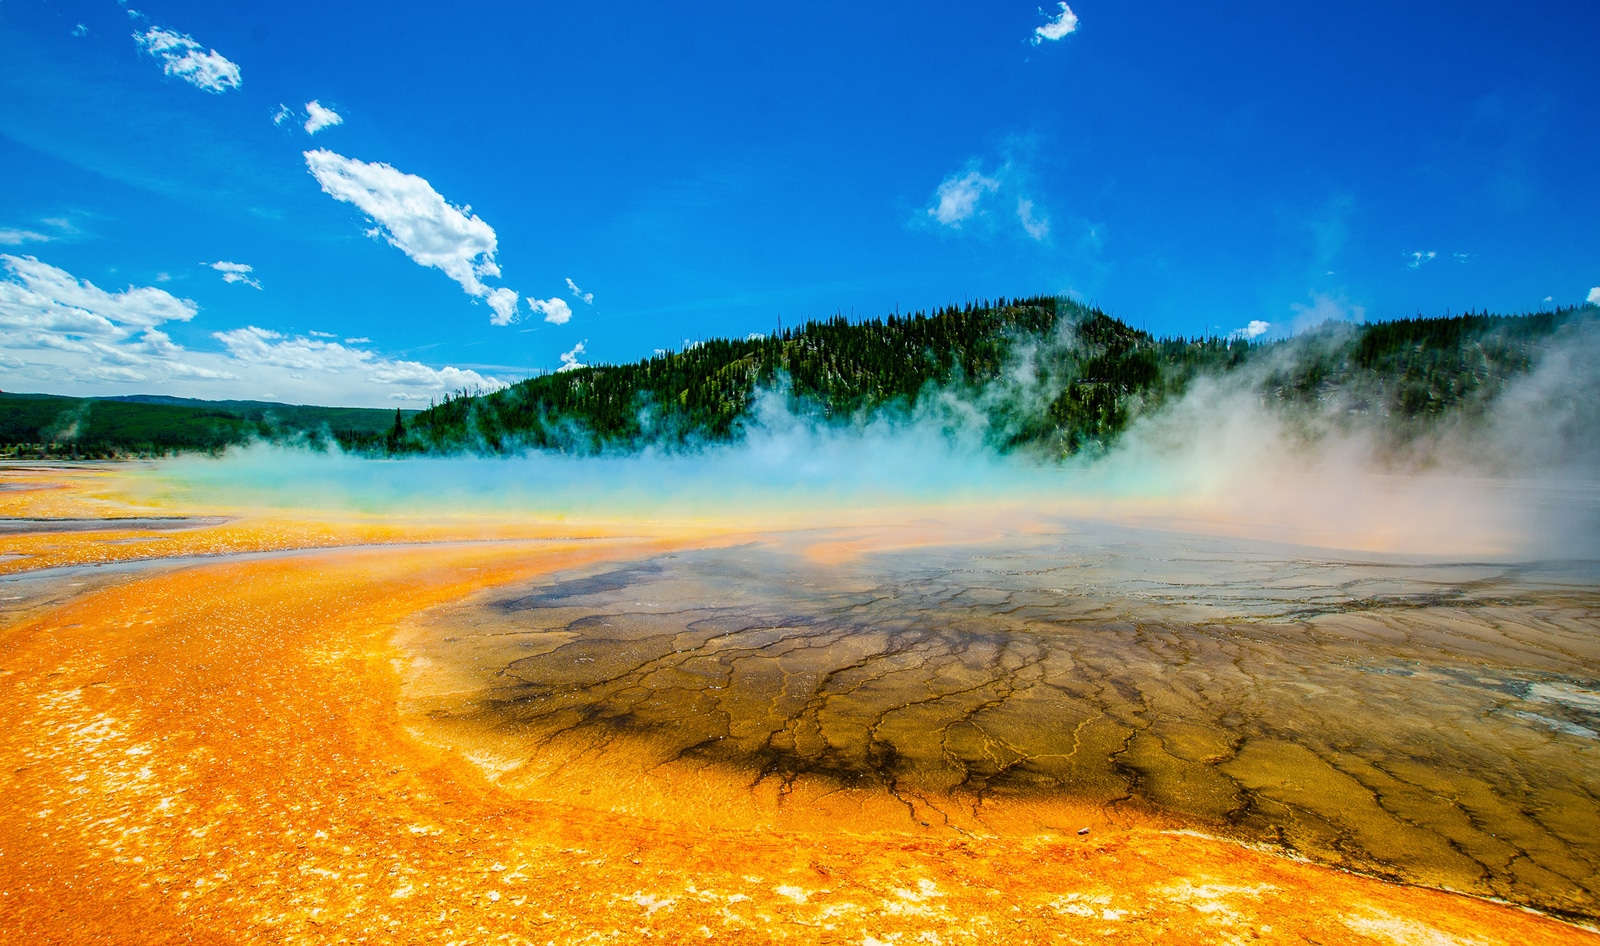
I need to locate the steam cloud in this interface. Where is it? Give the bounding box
[137,315,1600,562]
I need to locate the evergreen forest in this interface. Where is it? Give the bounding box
[398,297,1585,458]
[0,297,1587,459]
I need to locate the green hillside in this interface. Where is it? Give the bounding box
[1,298,1584,459]
[401,297,1583,458]
[0,393,411,458]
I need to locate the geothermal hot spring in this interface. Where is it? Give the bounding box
[401,525,1600,911]
[2,404,1598,943]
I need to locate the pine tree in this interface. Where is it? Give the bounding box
[387,408,405,452]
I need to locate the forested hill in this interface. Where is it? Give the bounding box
[0,297,1582,459]
[0,394,410,458]
[400,296,1585,457]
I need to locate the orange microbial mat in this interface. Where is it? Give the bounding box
[1,462,1596,944]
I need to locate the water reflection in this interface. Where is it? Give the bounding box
[398,523,1600,920]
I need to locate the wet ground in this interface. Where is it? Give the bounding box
[0,515,231,534]
[400,523,1600,920]
[3,462,1598,943]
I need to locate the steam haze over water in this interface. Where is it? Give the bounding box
[137,319,1600,561]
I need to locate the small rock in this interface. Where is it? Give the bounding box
[1077,827,1090,836]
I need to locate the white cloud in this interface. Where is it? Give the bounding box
[566,277,594,305]
[924,159,1051,241]
[1032,3,1079,44]
[1588,287,1600,305]
[303,100,343,135]
[72,24,89,37]
[528,296,572,325]
[1453,252,1472,263]
[206,260,261,290]
[556,341,587,373]
[303,149,519,322]
[0,255,229,384]
[927,169,1000,227]
[273,104,293,127]
[133,27,242,94]
[344,336,371,344]
[0,256,507,405]
[1406,250,1437,269]
[486,287,520,326]
[212,327,499,392]
[1229,320,1271,341]
[1,255,196,339]
[0,228,53,246]
[308,330,337,338]
[1,218,77,246]
[1016,198,1050,241]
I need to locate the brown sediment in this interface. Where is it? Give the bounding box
[0,469,1597,943]
[396,536,1600,921]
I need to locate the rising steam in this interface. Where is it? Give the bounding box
[129,312,1600,560]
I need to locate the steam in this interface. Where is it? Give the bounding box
[129,316,1600,561]
[1075,316,1600,556]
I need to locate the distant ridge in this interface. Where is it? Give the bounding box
[0,392,411,458]
[104,394,355,410]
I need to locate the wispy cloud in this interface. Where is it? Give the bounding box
[0,228,54,246]
[1016,198,1050,241]
[566,277,594,305]
[529,296,573,325]
[556,341,587,372]
[206,260,261,290]
[1453,252,1472,264]
[214,327,501,391]
[923,157,1051,242]
[308,330,337,338]
[0,256,504,401]
[303,101,343,135]
[0,218,77,247]
[1229,320,1271,341]
[927,168,1000,228]
[273,104,292,127]
[1406,250,1437,269]
[303,150,519,322]
[134,27,242,94]
[1290,291,1366,333]
[71,24,89,37]
[1032,3,1079,44]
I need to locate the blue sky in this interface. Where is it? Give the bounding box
[1,1,1596,407]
